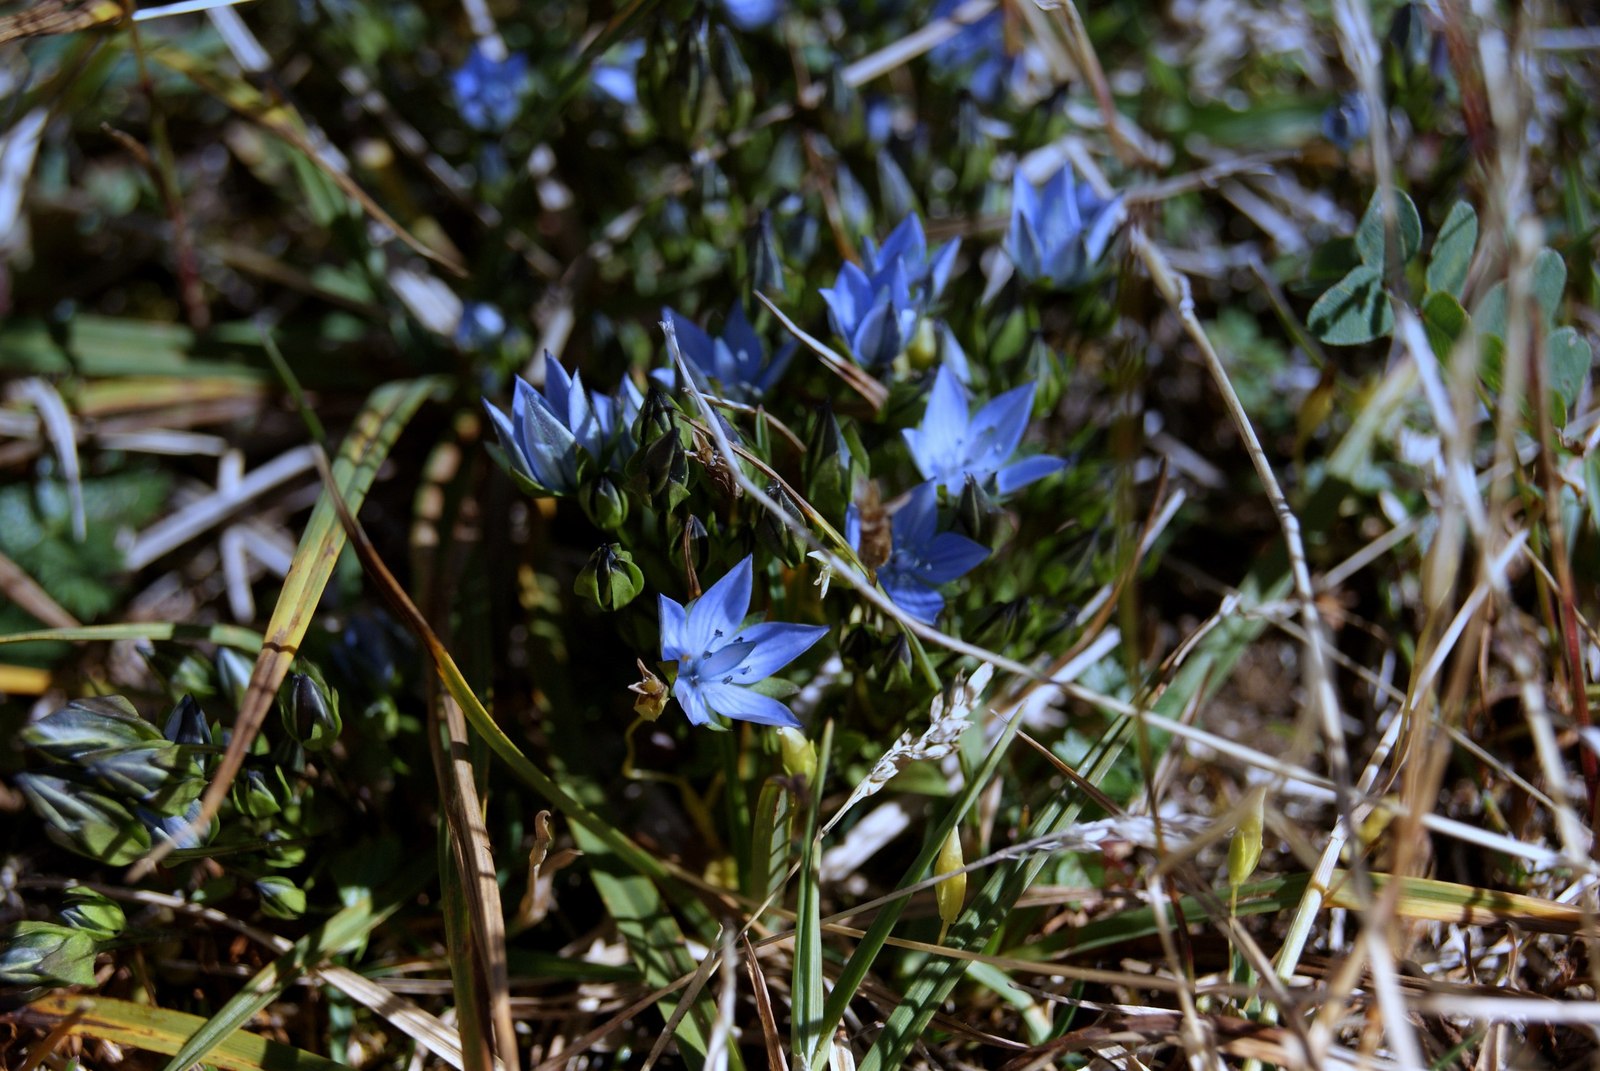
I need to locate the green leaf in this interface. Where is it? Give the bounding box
[1356,188,1423,270]
[1547,326,1592,420]
[1585,451,1600,539]
[1425,201,1477,298]
[1533,247,1567,330]
[1420,290,1470,362]
[1308,265,1393,345]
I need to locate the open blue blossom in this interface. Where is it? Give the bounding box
[483,356,643,496]
[451,45,528,132]
[849,482,988,625]
[903,365,1065,496]
[592,40,645,106]
[720,0,782,31]
[657,304,794,403]
[455,301,506,350]
[928,0,1019,104]
[659,556,827,728]
[1005,166,1125,289]
[820,215,959,370]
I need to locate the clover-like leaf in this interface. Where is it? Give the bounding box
[1425,201,1477,299]
[1420,290,1470,363]
[1356,189,1422,270]
[1308,264,1393,345]
[1547,326,1592,420]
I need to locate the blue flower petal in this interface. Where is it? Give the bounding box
[892,482,941,545]
[685,555,754,656]
[919,531,990,584]
[996,455,1067,495]
[698,681,801,727]
[880,571,944,624]
[483,399,536,484]
[659,594,690,661]
[967,382,1036,471]
[852,299,903,369]
[729,622,828,679]
[674,680,713,725]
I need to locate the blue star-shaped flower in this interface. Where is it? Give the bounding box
[455,301,507,350]
[658,303,794,403]
[592,40,645,107]
[903,365,1065,496]
[819,215,959,370]
[451,45,529,132]
[1005,166,1124,289]
[659,556,827,728]
[483,356,643,496]
[927,0,1020,104]
[849,482,988,625]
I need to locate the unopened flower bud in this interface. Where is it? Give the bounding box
[215,647,255,712]
[20,696,161,762]
[163,695,212,747]
[281,672,341,752]
[59,887,125,940]
[82,743,201,813]
[746,210,787,299]
[16,773,152,865]
[709,23,754,131]
[1228,787,1267,890]
[575,544,645,612]
[233,768,282,818]
[756,482,808,567]
[0,921,98,987]
[629,387,692,512]
[580,473,630,530]
[255,876,307,920]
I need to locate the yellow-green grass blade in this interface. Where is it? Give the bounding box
[791,721,833,1064]
[157,858,433,1071]
[134,376,444,876]
[22,992,347,1071]
[0,623,263,650]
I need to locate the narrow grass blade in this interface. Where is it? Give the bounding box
[0,623,263,650]
[22,992,347,1071]
[791,722,833,1064]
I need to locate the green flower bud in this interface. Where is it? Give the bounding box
[59,887,126,940]
[629,387,692,512]
[774,727,816,786]
[955,97,994,190]
[681,514,711,573]
[233,768,283,818]
[934,827,966,931]
[906,318,939,370]
[574,544,646,612]
[20,696,162,762]
[801,405,865,521]
[81,743,202,814]
[281,671,342,752]
[709,24,754,132]
[163,694,211,747]
[953,475,994,542]
[215,646,255,713]
[655,15,713,141]
[166,650,217,703]
[254,876,307,920]
[262,829,307,869]
[580,473,630,530]
[746,210,787,299]
[16,773,152,865]
[756,481,808,567]
[0,921,98,988]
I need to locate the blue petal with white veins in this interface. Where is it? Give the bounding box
[685,556,753,656]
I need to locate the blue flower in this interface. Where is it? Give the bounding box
[819,215,959,370]
[451,45,528,132]
[455,301,507,350]
[903,365,1065,496]
[483,356,644,496]
[592,40,645,107]
[1005,166,1124,289]
[659,556,827,728]
[849,482,988,624]
[658,303,794,403]
[1321,93,1369,152]
[720,0,782,31]
[927,0,1018,104]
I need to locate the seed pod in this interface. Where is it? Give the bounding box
[934,827,966,930]
[1228,787,1267,890]
[775,727,816,787]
